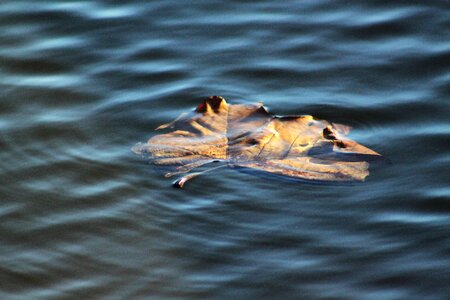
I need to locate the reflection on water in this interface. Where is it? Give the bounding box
[1,0,449,299]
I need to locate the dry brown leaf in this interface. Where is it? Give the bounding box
[133,96,382,187]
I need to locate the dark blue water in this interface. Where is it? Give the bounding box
[1,1,449,299]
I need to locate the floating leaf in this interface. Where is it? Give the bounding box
[133,96,382,187]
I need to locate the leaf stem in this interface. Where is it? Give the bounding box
[172,164,227,188]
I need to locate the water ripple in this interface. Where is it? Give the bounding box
[1,0,449,299]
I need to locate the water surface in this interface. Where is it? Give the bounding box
[1,1,449,299]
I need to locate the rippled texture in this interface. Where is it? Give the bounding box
[1,1,449,299]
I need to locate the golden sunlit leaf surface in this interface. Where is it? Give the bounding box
[133,96,382,186]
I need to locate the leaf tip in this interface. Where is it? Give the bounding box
[172,177,186,188]
[196,96,227,113]
[131,142,145,155]
[155,123,171,130]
